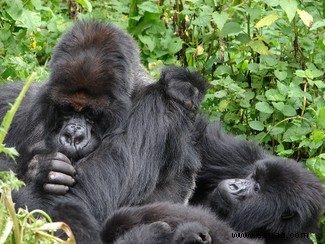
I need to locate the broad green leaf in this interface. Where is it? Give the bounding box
[280,0,297,22]
[295,70,306,78]
[212,12,229,30]
[75,0,92,12]
[15,10,42,31]
[277,81,288,95]
[249,121,264,131]
[283,125,312,142]
[317,108,325,129]
[264,0,280,6]
[272,102,284,111]
[214,90,227,98]
[265,89,285,101]
[297,9,313,28]
[220,22,242,35]
[255,102,274,114]
[215,65,231,76]
[310,20,325,31]
[274,70,287,81]
[219,100,230,112]
[240,99,251,108]
[167,37,183,54]
[312,130,325,143]
[269,127,285,136]
[138,35,155,52]
[192,15,211,27]
[6,0,23,20]
[249,40,268,55]
[255,13,280,29]
[138,1,160,14]
[282,105,296,116]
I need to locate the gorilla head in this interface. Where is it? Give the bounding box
[210,157,325,236]
[33,21,151,163]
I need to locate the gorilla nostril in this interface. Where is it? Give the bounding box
[229,183,238,190]
[74,135,85,145]
[199,232,210,243]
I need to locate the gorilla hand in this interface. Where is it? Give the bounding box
[26,152,76,195]
[160,66,207,113]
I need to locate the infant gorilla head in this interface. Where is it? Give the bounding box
[210,157,324,236]
[101,202,259,244]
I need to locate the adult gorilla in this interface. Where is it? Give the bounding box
[190,121,325,243]
[0,21,206,229]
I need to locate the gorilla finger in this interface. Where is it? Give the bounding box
[51,160,76,175]
[43,184,69,195]
[48,171,75,186]
[53,152,72,165]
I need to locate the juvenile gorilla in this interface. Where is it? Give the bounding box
[190,121,325,243]
[52,201,260,244]
[0,21,206,229]
[101,202,263,244]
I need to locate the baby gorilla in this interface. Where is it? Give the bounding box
[101,202,261,244]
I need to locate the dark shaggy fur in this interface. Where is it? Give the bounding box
[190,121,325,243]
[0,21,206,242]
[101,202,261,244]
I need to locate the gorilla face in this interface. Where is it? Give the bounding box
[210,158,324,235]
[48,105,104,163]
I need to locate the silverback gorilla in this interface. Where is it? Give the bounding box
[0,20,324,244]
[0,21,206,228]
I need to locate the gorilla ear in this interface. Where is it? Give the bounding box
[281,210,296,220]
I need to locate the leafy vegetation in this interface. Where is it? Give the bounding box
[0,0,324,243]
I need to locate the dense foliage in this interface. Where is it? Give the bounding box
[0,0,324,243]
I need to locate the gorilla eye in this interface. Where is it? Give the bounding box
[84,109,98,122]
[60,106,74,118]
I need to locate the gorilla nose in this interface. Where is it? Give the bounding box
[60,124,87,147]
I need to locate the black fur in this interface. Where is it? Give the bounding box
[101,202,261,244]
[0,21,206,240]
[190,121,325,243]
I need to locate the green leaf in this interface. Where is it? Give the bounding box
[269,127,285,136]
[218,100,230,112]
[15,10,42,31]
[255,13,280,29]
[220,22,242,35]
[312,130,325,143]
[214,90,227,98]
[6,0,23,20]
[280,0,297,22]
[274,70,287,81]
[75,0,92,12]
[272,102,284,111]
[249,40,268,55]
[138,35,156,52]
[295,70,306,78]
[192,15,211,27]
[264,0,280,6]
[212,12,229,30]
[255,102,274,114]
[138,1,161,14]
[317,108,325,129]
[282,105,297,116]
[265,89,285,101]
[249,121,264,131]
[277,81,288,96]
[283,125,312,142]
